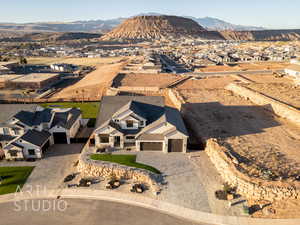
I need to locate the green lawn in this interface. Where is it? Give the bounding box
[0,167,34,195]
[90,154,161,174]
[40,102,100,119]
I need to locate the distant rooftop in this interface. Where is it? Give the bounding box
[0,74,24,82]
[0,104,37,123]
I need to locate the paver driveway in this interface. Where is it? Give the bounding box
[21,144,84,191]
[136,152,211,212]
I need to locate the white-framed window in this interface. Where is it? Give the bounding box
[13,129,20,135]
[28,149,36,156]
[9,150,18,157]
[100,135,109,143]
[126,136,135,140]
[139,121,144,127]
[126,120,134,128]
[3,128,9,135]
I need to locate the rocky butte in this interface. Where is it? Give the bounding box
[101,15,224,41]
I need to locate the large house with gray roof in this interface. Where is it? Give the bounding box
[0,106,82,160]
[93,96,188,153]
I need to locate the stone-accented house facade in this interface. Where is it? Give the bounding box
[0,106,82,160]
[93,96,188,153]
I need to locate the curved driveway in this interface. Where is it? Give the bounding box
[0,198,205,225]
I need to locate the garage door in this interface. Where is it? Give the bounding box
[168,139,183,152]
[53,132,67,144]
[140,142,163,151]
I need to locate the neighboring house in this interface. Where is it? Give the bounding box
[93,96,188,153]
[4,130,51,160]
[0,106,82,160]
[49,108,82,144]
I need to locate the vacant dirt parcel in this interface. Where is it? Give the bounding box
[53,58,129,100]
[177,76,300,181]
[175,75,300,217]
[242,82,300,109]
[112,73,181,88]
[27,57,125,67]
[195,62,289,72]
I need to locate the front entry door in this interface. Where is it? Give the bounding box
[114,136,120,147]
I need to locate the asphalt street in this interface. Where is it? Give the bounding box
[0,198,209,225]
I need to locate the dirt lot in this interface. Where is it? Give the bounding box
[241,74,294,84]
[242,82,300,109]
[195,62,289,72]
[177,76,236,90]
[27,57,125,67]
[176,76,300,218]
[112,73,181,88]
[178,78,300,181]
[52,58,129,100]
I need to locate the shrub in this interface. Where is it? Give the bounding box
[215,190,227,200]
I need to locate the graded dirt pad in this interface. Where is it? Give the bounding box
[177,76,300,218]
[237,62,289,70]
[178,78,300,182]
[53,59,128,100]
[27,57,125,67]
[113,73,181,88]
[241,74,294,84]
[196,65,240,72]
[242,82,300,109]
[196,62,288,72]
[177,76,236,90]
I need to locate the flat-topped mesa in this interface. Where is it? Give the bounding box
[101,15,224,41]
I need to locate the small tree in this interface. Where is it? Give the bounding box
[81,89,85,103]
[19,57,27,74]
[19,57,27,65]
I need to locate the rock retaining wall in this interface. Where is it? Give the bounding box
[205,139,300,201]
[226,83,300,126]
[77,145,162,194]
[167,88,185,110]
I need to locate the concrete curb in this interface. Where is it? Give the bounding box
[0,189,300,225]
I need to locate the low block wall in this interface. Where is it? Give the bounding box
[205,139,300,201]
[117,86,160,92]
[226,83,300,126]
[77,145,162,194]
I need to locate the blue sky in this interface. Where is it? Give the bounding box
[1,0,299,28]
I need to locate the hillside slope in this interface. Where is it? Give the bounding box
[221,29,300,41]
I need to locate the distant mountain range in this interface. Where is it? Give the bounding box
[2,13,300,42]
[135,13,265,31]
[0,13,264,35]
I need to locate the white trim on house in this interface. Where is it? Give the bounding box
[94,98,189,153]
